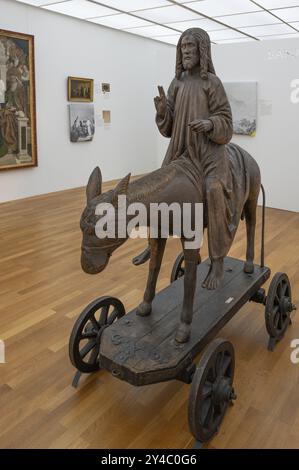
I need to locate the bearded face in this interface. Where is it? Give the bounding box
[181,34,200,71]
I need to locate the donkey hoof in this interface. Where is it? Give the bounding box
[244,260,254,274]
[175,323,191,343]
[136,301,152,317]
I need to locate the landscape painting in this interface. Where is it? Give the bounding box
[224,82,257,136]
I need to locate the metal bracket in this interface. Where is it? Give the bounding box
[72,370,82,388]
[250,287,266,305]
[193,440,203,449]
[176,360,196,384]
[267,337,277,352]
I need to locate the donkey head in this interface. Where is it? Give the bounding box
[80,167,131,274]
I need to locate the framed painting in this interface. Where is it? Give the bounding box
[0,29,37,171]
[102,82,110,94]
[68,76,94,102]
[223,82,257,136]
[69,104,95,142]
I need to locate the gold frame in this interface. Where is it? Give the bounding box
[0,29,37,171]
[68,76,94,102]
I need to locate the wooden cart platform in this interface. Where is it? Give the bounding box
[99,257,270,386]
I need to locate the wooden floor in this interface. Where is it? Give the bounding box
[0,179,298,449]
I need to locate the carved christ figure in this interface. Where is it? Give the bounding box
[133,28,235,290]
[80,27,260,343]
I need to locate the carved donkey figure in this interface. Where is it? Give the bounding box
[80,143,261,343]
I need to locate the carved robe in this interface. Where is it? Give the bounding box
[156,72,240,259]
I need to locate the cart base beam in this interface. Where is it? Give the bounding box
[99,257,270,386]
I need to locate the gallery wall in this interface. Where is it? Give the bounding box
[1,0,299,213]
[211,38,299,213]
[0,0,175,203]
[154,35,299,213]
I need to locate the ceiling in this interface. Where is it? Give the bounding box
[15,0,299,45]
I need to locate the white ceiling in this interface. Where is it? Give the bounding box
[15,0,299,45]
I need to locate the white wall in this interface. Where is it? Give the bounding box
[154,35,299,213]
[0,0,175,203]
[212,38,299,213]
[1,0,298,212]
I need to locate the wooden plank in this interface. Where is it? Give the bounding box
[99,257,270,385]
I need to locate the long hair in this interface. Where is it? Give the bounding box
[175,28,216,80]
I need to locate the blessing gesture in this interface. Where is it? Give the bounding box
[154,85,167,119]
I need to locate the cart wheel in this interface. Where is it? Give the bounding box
[265,273,295,351]
[170,252,201,283]
[188,338,236,444]
[69,296,125,373]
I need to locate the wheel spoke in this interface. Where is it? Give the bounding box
[221,355,232,376]
[80,340,97,358]
[99,305,109,326]
[80,330,97,340]
[90,314,99,329]
[202,383,213,399]
[281,315,288,328]
[274,311,280,328]
[201,398,212,425]
[215,351,224,377]
[88,342,100,365]
[277,312,283,330]
[210,363,217,382]
[107,309,119,325]
[282,282,288,296]
[204,403,215,430]
[279,312,288,329]
[215,402,225,419]
[273,305,279,319]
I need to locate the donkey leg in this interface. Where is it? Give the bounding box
[244,197,258,274]
[175,248,199,343]
[132,229,151,265]
[136,238,166,317]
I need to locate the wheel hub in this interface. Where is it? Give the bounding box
[212,377,236,405]
[280,296,291,315]
[280,296,296,314]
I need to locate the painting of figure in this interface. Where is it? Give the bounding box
[69,103,95,142]
[0,29,37,170]
[223,82,257,136]
[68,77,93,102]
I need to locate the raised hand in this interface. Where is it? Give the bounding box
[154,85,167,119]
[188,119,213,133]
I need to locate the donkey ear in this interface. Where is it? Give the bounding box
[112,173,131,206]
[86,167,102,203]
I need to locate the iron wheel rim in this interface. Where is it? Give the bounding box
[188,338,235,443]
[265,273,292,339]
[69,296,125,373]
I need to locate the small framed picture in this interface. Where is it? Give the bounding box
[102,82,110,94]
[68,76,94,102]
[102,110,111,124]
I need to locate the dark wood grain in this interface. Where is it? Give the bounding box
[100,257,270,385]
